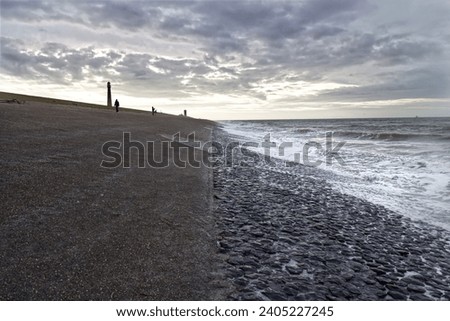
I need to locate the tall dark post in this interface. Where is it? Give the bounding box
[107,82,112,107]
[184,110,187,116]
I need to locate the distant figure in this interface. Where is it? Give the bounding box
[184,110,187,116]
[152,106,155,116]
[114,99,120,112]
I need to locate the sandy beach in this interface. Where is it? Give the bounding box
[0,101,226,300]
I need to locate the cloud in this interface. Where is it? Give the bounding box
[1,0,450,117]
[78,1,162,31]
[307,66,450,103]
[1,37,119,84]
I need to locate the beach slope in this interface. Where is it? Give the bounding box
[0,101,221,300]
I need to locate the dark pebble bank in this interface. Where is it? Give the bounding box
[212,128,450,301]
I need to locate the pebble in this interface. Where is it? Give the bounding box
[285,266,302,275]
[262,291,287,301]
[388,291,407,300]
[409,293,433,301]
[375,276,392,285]
[406,284,426,293]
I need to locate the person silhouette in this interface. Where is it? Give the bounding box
[114,99,120,112]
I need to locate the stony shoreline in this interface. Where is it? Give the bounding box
[212,128,450,301]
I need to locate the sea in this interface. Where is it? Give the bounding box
[220,117,450,231]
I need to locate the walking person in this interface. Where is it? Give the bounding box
[114,99,120,113]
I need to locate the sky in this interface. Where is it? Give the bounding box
[1,0,449,120]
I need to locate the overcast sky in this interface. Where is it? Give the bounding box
[1,0,449,119]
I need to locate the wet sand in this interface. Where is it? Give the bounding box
[0,101,225,300]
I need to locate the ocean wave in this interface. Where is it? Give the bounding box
[331,130,445,141]
[294,128,315,134]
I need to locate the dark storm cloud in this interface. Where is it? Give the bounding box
[1,0,450,105]
[1,1,369,50]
